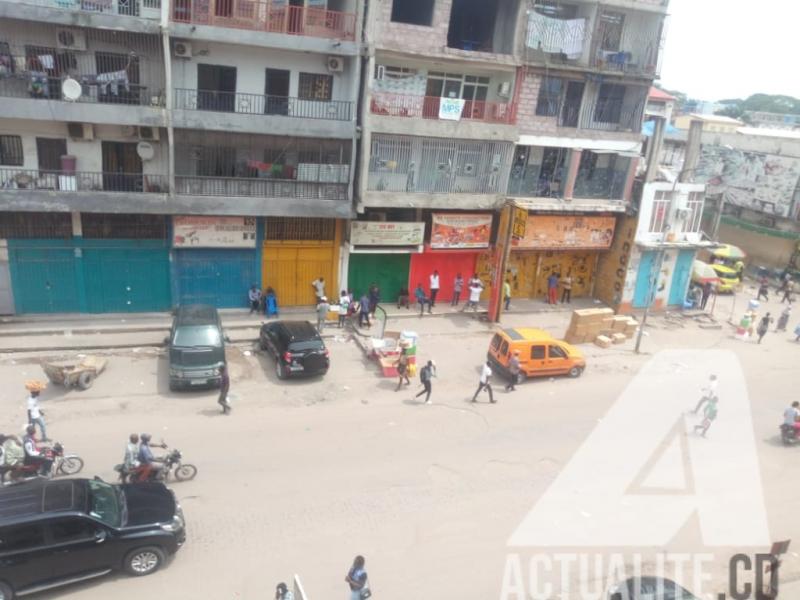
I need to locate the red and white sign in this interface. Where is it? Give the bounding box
[173,216,257,248]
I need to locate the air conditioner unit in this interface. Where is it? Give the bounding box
[497,81,511,97]
[67,122,94,140]
[327,56,343,72]
[56,28,87,51]
[137,126,160,141]
[675,208,690,219]
[173,41,192,58]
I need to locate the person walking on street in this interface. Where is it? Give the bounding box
[776,306,791,332]
[700,281,713,310]
[25,381,48,441]
[757,277,770,302]
[316,296,330,332]
[503,279,512,311]
[472,360,495,403]
[429,270,440,308]
[505,350,521,392]
[248,285,261,314]
[452,273,464,306]
[693,374,718,414]
[218,364,231,414]
[358,293,371,328]
[395,345,410,391]
[311,276,326,302]
[415,283,431,316]
[781,280,795,304]
[693,395,718,437]
[462,277,483,313]
[547,272,559,305]
[757,312,772,343]
[415,360,436,404]
[778,272,791,294]
[338,290,350,328]
[561,273,573,304]
[345,556,369,600]
[368,283,380,316]
[275,582,294,600]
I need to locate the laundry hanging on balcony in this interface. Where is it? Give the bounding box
[526,12,585,59]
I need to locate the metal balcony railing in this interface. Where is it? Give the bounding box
[12,0,161,17]
[535,96,645,132]
[175,176,348,200]
[370,93,516,125]
[172,0,356,41]
[174,88,353,121]
[0,168,167,193]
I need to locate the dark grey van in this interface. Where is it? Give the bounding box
[167,304,228,391]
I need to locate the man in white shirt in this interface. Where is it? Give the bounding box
[429,270,440,308]
[311,277,325,302]
[472,360,495,403]
[693,374,718,414]
[462,277,484,312]
[26,382,48,441]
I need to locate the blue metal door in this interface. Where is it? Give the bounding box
[8,243,80,314]
[82,241,171,312]
[633,251,656,308]
[176,249,258,308]
[668,250,695,306]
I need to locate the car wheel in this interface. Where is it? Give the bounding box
[276,359,286,380]
[0,581,14,600]
[77,370,95,390]
[124,546,165,577]
[568,366,583,378]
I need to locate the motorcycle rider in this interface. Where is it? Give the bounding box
[783,401,800,435]
[137,433,166,481]
[123,433,140,474]
[22,425,53,476]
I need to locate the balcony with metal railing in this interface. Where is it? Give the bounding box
[369,93,516,125]
[175,175,347,200]
[174,88,353,121]
[532,94,645,134]
[171,0,356,41]
[0,168,167,193]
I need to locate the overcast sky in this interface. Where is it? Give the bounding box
[658,0,800,101]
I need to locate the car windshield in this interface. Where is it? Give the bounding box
[174,326,221,347]
[88,480,123,528]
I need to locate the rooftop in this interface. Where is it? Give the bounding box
[648,87,676,102]
[682,113,744,125]
[736,127,800,140]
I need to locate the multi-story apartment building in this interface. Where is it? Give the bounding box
[353,0,669,307]
[0,0,360,313]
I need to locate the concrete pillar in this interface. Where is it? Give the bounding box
[681,119,704,181]
[645,116,665,183]
[161,28,176,195]
[562,148,582,200]
[622,157,639,204]
[355,50,375,213]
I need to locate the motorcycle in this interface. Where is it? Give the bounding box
[1,442,84,484]
[780,424,798,445]
[115,446,197,484]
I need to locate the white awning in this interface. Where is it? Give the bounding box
[517,135,643,154]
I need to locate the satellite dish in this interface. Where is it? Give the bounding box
[62,77,82,101]
[136,141,155,161]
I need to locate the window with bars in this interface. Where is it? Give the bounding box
[685,192,704,233]
[0,212,72,238]
[535,77,563,117]
[81,214,167,239]
[0,135,23,166]
[265,218,335,241]
[649,191,671,233]
[298,73,333,101]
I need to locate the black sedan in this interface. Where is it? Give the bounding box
[259,320,330,379]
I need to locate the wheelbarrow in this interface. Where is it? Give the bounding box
[41,355,108,390]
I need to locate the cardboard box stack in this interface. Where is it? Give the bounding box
[563,308,639,348]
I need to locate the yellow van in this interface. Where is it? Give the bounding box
[487,328,586,383]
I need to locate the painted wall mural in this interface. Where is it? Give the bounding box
[695,146,800,219]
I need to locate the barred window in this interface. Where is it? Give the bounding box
[81,214,167,239]
[265,217,335,241]
[0,135,23,166]
[298,73,333,101]
[649,191,671,233]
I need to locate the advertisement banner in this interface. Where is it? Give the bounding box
[173,216,257,248]
[431,213,492,249]
[513,215,616,250]
[439,97,465,120]
[350,221,425,246]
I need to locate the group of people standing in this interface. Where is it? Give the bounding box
[546,271,573,305]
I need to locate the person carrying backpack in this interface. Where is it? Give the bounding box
[415,360,436,404]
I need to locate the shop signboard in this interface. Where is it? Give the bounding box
[513,215,616,250]
[173,216,257,248]
[350,221,425,246]
[430,213,492,249]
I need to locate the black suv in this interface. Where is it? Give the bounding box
[0,478,185,598]
[259,320,329,379]
[167,304,228,391]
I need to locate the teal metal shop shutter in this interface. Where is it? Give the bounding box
[175,248,258,309]
[9,244,80,314]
